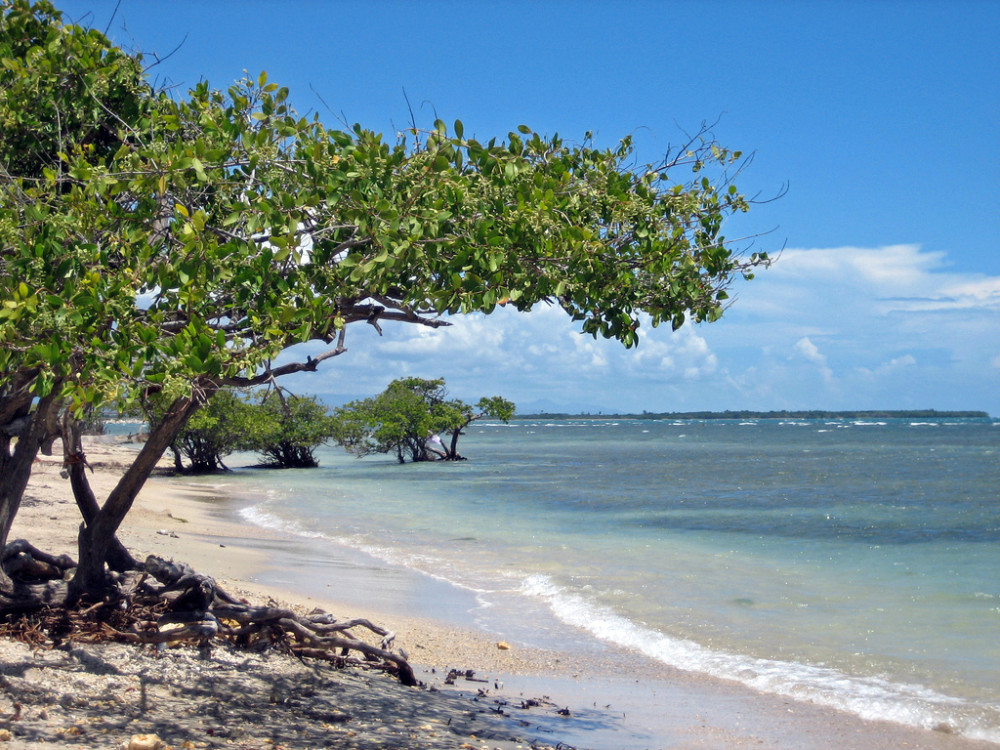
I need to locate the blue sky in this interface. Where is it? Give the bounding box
[59,1,1000,415]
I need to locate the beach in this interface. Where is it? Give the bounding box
[3,436,997,750]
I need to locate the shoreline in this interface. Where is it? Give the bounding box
[7,438,998,749]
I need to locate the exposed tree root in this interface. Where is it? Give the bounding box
[0,543,417,685]
[1,539,76,580]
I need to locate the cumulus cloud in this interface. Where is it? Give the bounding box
[705,244,1000,412]
[628,326,718,380]
[855,354,918,379]
[793,337,834,383]
[769,244,946,288]
[280,243,999,414]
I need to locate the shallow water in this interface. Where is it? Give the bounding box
[183,417,1000,742]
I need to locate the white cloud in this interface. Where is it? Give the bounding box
[793,336,834,384]
[794,336,822,362]
[877,354,917,374]
[278,244,999,415]
[706,244,1000,412]
[855,354,918,379]
[628,326,718,379]
[771,244,947,289]
[936,278,1000,309]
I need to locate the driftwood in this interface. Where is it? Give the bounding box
[2,539,76,580]
[137,554,416,685]
[0,546,417,685]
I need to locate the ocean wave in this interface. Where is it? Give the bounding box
[520,574,1000,743]
[239,503,497,597]
[239,503,319,539]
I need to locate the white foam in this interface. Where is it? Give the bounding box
[239,503,321,539]
[520,574,1000,742]
[240,503,497,596]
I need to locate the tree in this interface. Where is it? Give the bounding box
[0,0,770,611]
[252,391,337,469]
[165,388,336,471]
[334,378,449,463]
[441,395,516,460]
[0,0,152,593]
[332,377,513,463]
[167,389,255,473]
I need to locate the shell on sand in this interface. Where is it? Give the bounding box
[123,734,164,750]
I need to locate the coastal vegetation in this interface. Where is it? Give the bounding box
[166,389,337,472]
[0,1,770,679]
[164,389,252,473]
[332,377,514,462]
[251,391,340,469]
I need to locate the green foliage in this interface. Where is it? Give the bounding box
[169,390,255,473]
[251,391,338,468]
[332,378,514,463]
[167,389,337,471]
[0,0,147,178]
[1,0,769,434]
[475,396,516,423]
[0,0,153,422]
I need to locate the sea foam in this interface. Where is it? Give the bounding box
[520,573,1000,743]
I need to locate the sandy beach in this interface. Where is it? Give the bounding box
[2,437,997,750]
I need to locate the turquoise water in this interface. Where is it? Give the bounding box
[186,418,1000,742]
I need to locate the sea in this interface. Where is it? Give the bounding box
[178,417,1000,743]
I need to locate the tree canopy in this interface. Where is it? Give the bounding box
[252,391,338,469]
[167,389,338,472]
[166,389,254,473]
[333,377,515,463]
[0,0,770,599]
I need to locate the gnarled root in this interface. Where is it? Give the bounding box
[133,555,417,685]
[2,539,76,581]
[0,549,417,685]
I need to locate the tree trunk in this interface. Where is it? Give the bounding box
[72,394,202,598]
[446,419,474,460]
[61,416,136,573]
[169,444,184,472]
[447,428,462,459]
[0,392,60,593]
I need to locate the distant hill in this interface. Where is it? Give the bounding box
[514,409,992,421]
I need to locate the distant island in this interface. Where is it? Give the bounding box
[515,409,992,421]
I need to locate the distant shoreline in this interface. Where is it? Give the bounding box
[514,409,992,420]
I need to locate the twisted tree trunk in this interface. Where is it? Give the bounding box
[61,415,136,573]
[72,394,202,597]
[0,391,60,594]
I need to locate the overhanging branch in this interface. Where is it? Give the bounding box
[217,327,347,387]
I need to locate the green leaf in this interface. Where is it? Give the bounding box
[190,157,208,181]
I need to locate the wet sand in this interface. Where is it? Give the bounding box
[5,437,997,749]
